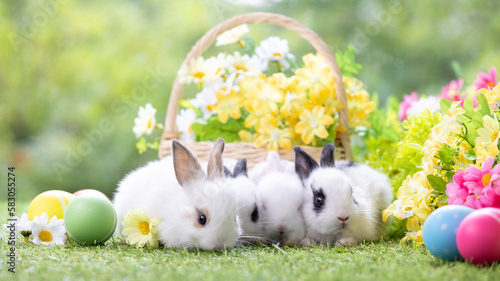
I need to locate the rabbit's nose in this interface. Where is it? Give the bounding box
[277,224,286,235]
[338,216,349,222]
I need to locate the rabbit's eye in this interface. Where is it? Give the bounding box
[312,187,326,213]
[198,214,207,226]
[314,196,324,207]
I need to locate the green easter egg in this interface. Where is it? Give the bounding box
[64,194,117,244]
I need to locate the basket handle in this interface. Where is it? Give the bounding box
[162,12,352,160]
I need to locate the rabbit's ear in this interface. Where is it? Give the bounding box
[233,158,248,177]
[320,144,335,168]
[223,166,233,178]
[293,147,319,181]
[266,151,283,171]
[207,138,225,181]
[172,140,206,187]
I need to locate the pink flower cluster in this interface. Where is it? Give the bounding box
[474,67,497,91]
[446,157,500,209]
[398,91,418,120]
[438,78,465,105]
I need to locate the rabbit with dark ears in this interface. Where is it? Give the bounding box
[224,159,264,244]
[114,138,240,250]
[294,144,393,245]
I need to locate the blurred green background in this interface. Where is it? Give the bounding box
[1,0,499,201]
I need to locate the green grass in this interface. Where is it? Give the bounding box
[1,203,499,280]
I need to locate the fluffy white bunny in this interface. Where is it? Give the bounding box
[253,152,307,245]
[113,139,240,250]
[294,144,393,245]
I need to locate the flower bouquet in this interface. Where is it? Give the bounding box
[380,68,500,243]
[126,13,380,166]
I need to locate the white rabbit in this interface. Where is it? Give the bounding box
[113,139,240,250]
[248,151,295,184]
[254,152,307,245]
[294,144,393,246]
[223,159,263,243]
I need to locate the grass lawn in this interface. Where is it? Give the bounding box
[1,202,499,280]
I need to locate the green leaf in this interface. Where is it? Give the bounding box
[179,99,194,109]
[477,94,492,116]
[427,175,448,193]
[440,194,450,204]
[440,98,452,114]
[136,138,147,154]
[325,118,339,142]
[438,146,458,166]
[463,98,474,117]
[335,44,362,77]
[191,116,245,143]
[381,126,399,142]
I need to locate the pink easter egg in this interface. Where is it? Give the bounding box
[456,207,500,265]
[73,189,109,200]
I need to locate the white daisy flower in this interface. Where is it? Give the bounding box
[215,24,250,46]
[225,52,262,79]
[31,213,67,246]
[177,108,198,134]
[178,56,224,85]
[255,36,296,71]
[133,103,161,138]
[3,213,32,235]
[406,96,442,118]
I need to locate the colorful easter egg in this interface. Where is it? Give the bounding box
[457,208,500,265]
[27,190,75,220]
[64,194,117,244]
[422,205,474,260]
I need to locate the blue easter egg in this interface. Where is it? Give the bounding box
[422,205,474,260]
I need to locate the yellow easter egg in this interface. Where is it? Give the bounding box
[27,190,75,220]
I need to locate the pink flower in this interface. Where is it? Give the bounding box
[474,67,497,91]
[446,157,500,209]
[398,91,418,121]
[438,79,465,105]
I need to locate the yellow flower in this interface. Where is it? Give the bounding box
[479,83,500,106]
[295,106,334,144]
[454,141,473,169]
[121,209,161,249]
[244,102,279,130]
[475,115,499,147]
[280,91,307,118]
[208,89,243,123]
[343,77,375,127]
[447,101,466,118]
[255,125,294,151]
[243,78,284,115]
[347,90,374,127]
[295,54,334,101]
[382,198,413,222]
[402,216,424,244]
[421,139,443,174]
[238,130,257,143]
[474,140,499,165]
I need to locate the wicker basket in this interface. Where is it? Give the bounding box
[159,12,353,168]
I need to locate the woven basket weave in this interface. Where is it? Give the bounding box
[159,12,353,168]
